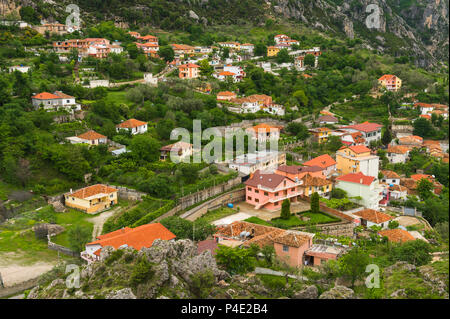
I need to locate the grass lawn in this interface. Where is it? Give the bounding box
[51,209,94,247]
[244,216,272,226]
[196,207,237,224]
[271,211,340,229]
[297,211,341,224]
[0,180,17,201]
[105,90,130,105]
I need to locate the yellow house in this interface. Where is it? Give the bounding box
[267,46,280,57]
[308,127,331,144]
[378,74,402,92]
[64,184,118,214]
[336,145,379,178]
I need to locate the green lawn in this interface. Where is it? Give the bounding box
[196,207,237,224]
[51,209,95,247]
[271,211,340,229]
[0,180,17,201]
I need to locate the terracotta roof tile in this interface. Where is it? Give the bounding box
[88,223,175,251]
[336,172,375,186]
[303,154,336,169]
[354,209,393,224]
[116,119,147,128]
[387,145,410,154]
[378,229,415,243]
[343,121,382,133]
[77,130,107,140]
[67,184,117,199]
[381,170,400,179]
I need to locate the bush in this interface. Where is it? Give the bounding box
[130,258,154,286]
[388,220,399,229]
[390,240,432,266]
[310,192,320,214]
[215,245,256,275]
[104,249,124,266]
[189,270,215,298]
[281,199,291,219]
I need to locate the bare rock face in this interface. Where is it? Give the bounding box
[106,288,137,299]
[390,289,407,298]
[27,286,40,299]
[319,285,355,299]
[293,285,319,299]
[44,279,65,291]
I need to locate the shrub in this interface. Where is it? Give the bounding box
[189,270,215,298]
[104,249,124,266]
[310,192,320,214]
[281,199,291,219]
[130,258,154,286]
[388,220,399,229]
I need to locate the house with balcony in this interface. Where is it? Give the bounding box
[303,154,336,177]
[386,145,410,164]
[308,127,331,144]
[339,122,382,145]
[245,124,281,142]
[216,91,237,101]
[178,63,200,79]
[378,74,402,92]
[64,184,118,214]
[214,221,314,268]
[81,223,175,263]
[32,91,81,113]
[245,170,303,210]
[159,141,193,161]
[299,173,333,198]
[335,172,383,210]
[336,145,379,178]
[353,208,393,229]
[116,119,148,135]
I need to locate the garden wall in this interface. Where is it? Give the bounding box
[299,195,355,222]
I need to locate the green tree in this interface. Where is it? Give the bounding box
[276,49,293,64]
[67,225,92,253]
[190,270,215,298]
[281,199,291,219]
[390,240,432,266]
[128,135,161,163]
[413,117,434,138]
[286,122,309,139]
[381,126,393,146]
[388,220,399,229]
[261,244,276,266]
[215,245,256,275]
[292,90,308,107]
[338,248,370,288]
[254,43,267,57]
[310,192,320,214]
[304,54,315,67]
[199,59,213,77]
[159,45,175,62]
[416,178,434,200]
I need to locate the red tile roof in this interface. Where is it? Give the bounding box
[217,91,236,97]
[336,172,375,186]
[77,130,107,140]
[67,184,117,199]
[116,119,147,128]
[347,145,371,154]
[387,145,410,154]
[33,92,60,100]
[410,174,433,182]
[178,63,199,69]
[87,223,176,250]
[245,170,290,189]
[378,229,415,243]
[248,123,281,133]
[343,121,382,133]
[303,154,336,169]
[354,209,393,224]
[381,170,400,179]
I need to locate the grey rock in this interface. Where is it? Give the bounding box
[319,285,355,299]
[27,286,40,299]
[189,10,199,20]
[106,288,136,299]
[293,285,318,299]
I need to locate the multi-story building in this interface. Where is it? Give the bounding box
[386,145,410,164]
[378,74,402,92]
[64,184,118,214]
[339,121,382,146]
[303,154,337,177]
[244,170,304,210]
[245,124,281,142]
[335,172,384,210]
[227,151,286,175]
[336,145,379,178]
[267,46,280,57]
[309,127,332,144]
[178,63,200,79]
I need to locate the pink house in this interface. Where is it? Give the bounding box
[244,170,303,210]
[214,221,314,268]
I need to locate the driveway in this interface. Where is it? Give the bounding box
[88,206,123,239]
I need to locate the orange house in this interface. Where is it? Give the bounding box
[378,74,402,92]
[178,63,200,79]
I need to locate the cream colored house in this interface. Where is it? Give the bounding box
[64,184,118,214]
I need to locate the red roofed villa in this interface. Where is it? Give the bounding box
[64,184,118,214]
[116,119,148,135]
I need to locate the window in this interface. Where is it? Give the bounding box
[275,192,279,196]
[255,190,259,194]
[282,245,289,252]
[264,192,268,196]
[247,187,251,191]
[255,199,259,203]
[274,202,279,206]
[247,196,252,200]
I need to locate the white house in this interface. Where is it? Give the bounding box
[67,130,108,145]
[386,145,410,164]
[226,150,286,176]
[335,172,383,210]
[354,209,394,229]
[144,73,158,86]
[380,170,400,185]
[116,119,148,135]
[340,122,382,146]
[8,65,30,73]
[31,91,81,113]
[160,141,193,161]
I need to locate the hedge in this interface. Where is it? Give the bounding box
[132,200,176,227]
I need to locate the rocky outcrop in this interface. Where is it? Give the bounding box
[319,285,355,299]
[106,288,137,299]
[293,285,319,299]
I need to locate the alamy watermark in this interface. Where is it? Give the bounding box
[65,4,81,32]
[365,264,380,288]
[65,264,80,288]
[168,120,280,165]
[365,4,381,30]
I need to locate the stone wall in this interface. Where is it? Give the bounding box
[0,278,39,298]
[47,240,78,257]
[108,185,146,202]
[302,222,355,237]
[180,188,246,221]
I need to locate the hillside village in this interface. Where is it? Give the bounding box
[0,6,448,301]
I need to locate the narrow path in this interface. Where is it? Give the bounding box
[88,206,122,239]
